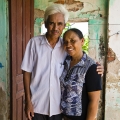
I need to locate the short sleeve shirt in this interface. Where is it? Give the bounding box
[60,53,102,118]
[21,35,67,116]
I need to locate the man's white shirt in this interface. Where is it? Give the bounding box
[21,35,66,116]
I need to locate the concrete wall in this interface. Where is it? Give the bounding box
[0,0,119,120]
[105,0,120,119]
[0,0,10,120]
[34,0,108,120]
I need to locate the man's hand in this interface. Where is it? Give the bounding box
[23,71,34,120]
[25,101,34,120]
[96,62,104,76]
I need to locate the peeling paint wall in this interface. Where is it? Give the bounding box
[105,0,120,119]
[34,0,108,120]
[3,0,120,119]
[34,0,108,61]
[0,0,10,120]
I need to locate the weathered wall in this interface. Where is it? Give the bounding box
[34,0,108,59]
[105,0,120,119]
[34,0,108,120]
[0,0,10,120]
[2,0,120,120]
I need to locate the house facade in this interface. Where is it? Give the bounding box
[0,0,120,120]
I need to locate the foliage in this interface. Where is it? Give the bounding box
[82,35,89,54]
[61,22,71,37]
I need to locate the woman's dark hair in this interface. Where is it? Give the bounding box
[63,28,83,39]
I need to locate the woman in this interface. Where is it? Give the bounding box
[60,28,102,120]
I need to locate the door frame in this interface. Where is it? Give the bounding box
[9,0,34,119]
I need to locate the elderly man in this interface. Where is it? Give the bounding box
[21,4,103,120]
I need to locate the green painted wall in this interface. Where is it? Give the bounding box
[0,0,10,120]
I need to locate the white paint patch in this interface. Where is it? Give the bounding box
[118,82,120,86]
[118,69,120,77]
[105,87,120,108]
[109,0,120,24]
[109,34,120,61]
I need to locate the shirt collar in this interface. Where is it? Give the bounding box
[77,52,87,67]
[40,35,47,44]
[65,52,87,67]
[55,37,63,48]
[41,34,63,48]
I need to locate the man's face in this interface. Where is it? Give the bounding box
[45,13,66,39]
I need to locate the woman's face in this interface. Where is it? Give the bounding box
[63,30,84,58]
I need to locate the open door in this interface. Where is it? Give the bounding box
[9,0,34,119]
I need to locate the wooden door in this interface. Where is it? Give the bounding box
[10,0,34,119]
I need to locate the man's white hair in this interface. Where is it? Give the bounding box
[44,4,69,24]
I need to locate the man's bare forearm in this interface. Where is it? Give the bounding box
[23,71,34,120]
[23,71,31,103]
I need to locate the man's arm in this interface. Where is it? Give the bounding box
[23,71,34,120]
[86,91,100,120]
